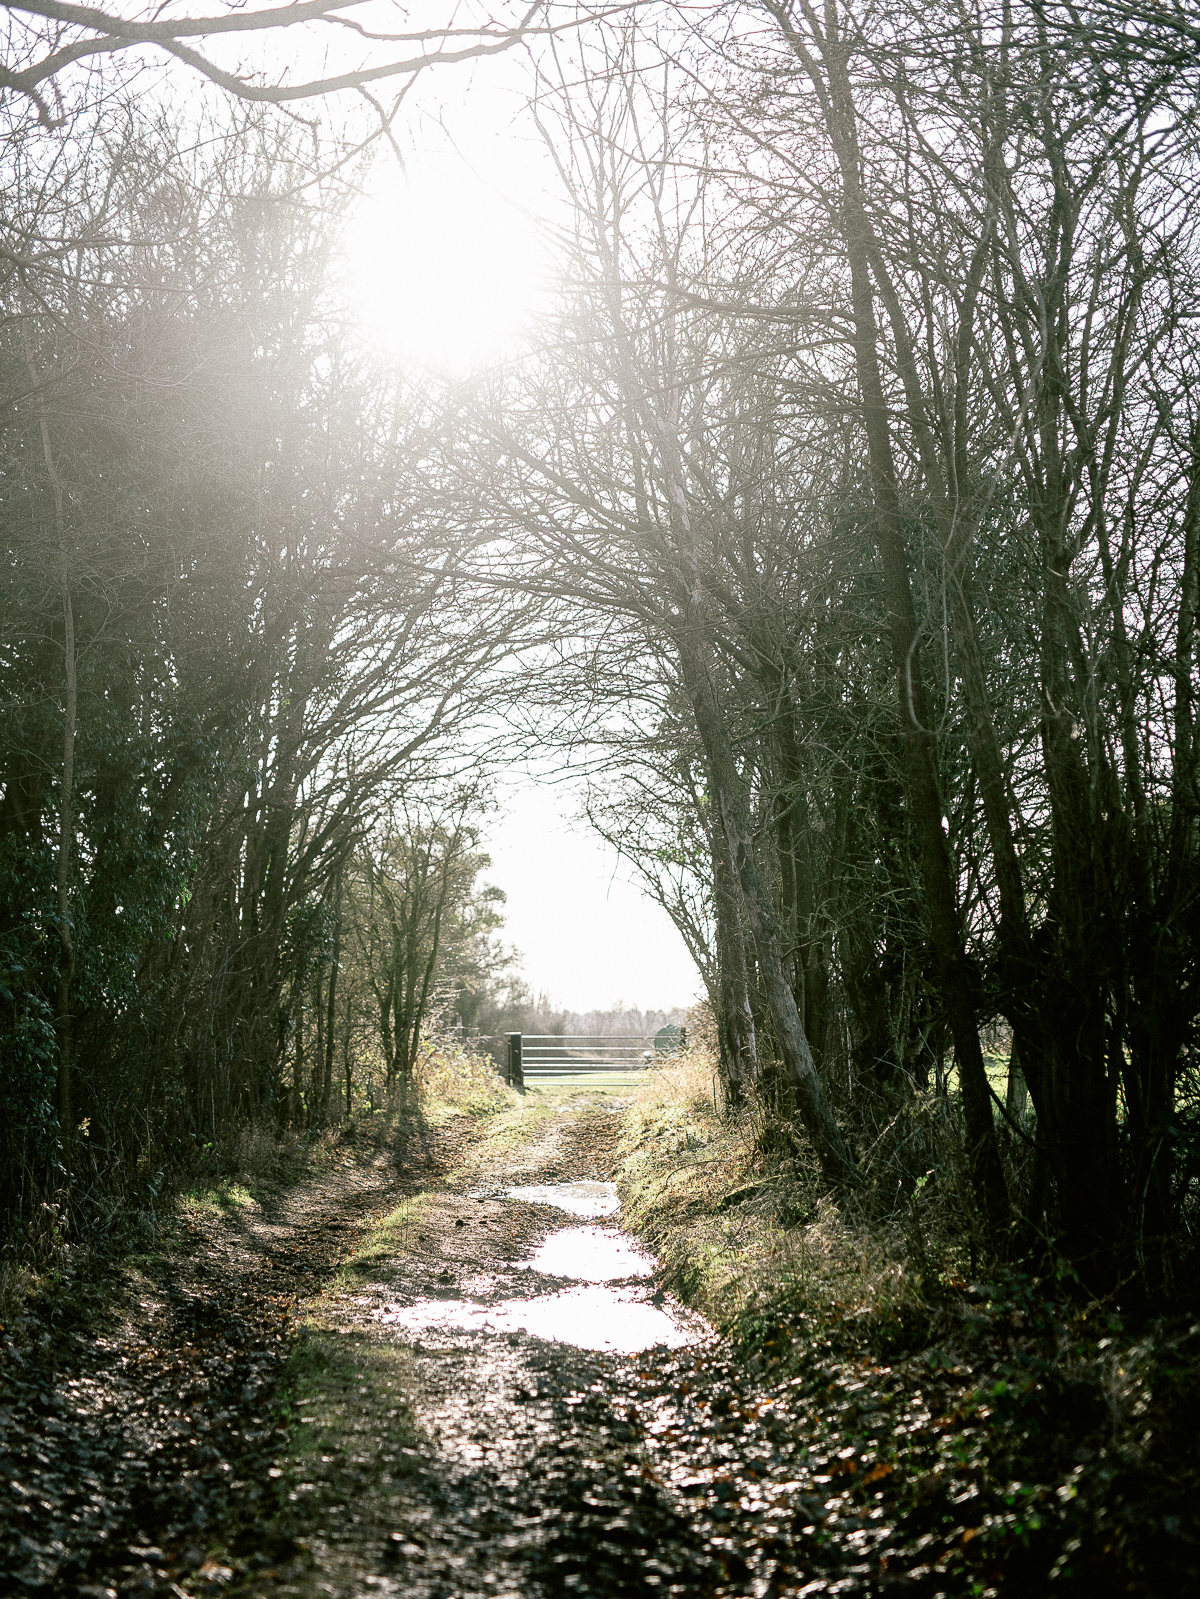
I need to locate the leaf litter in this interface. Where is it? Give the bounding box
[3,1095,1198,1598]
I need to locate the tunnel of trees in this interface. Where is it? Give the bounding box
[2,0,1198,1307]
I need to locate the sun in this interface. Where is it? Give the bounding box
[344,155,549,373]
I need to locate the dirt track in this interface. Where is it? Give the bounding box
[0,1113,477,1597]
[7,1088,1095,1599]
[244,1090,723,1599]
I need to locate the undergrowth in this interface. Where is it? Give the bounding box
[1,1028,512,1329]
[413,1030,521,1119]
[616,1044,934,1350]
[618,1043,1200,1596]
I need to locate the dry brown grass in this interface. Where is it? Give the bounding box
[616,1041,927,1347]
[228,1119,296,1181]
[0,1260,35,1328]
[414,1031,520,1117]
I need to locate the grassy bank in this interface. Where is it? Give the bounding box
[615,1048,932,1350]
[615,1049,1200,1596]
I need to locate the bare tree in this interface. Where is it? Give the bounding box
[678,0,1200,1283]
[0,1,544,127]
[0,96,539,1241]
[445,28,862,1190]
[356,794,499,1089]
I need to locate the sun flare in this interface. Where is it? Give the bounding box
[345,161,548,372]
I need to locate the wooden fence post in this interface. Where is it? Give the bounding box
[507,1032,524,1093]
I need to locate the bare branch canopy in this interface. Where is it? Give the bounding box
[0,0,575,123]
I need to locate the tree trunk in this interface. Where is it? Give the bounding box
[846,218,1010,1242]
[22,317,75,1167]
[313,970,324,1128]
[54,555,76,1163]
[1135,419,1200,1288]
[343,993,355,1115]
[773,766,805,1029]
[1006,1038,1029,1121]
[322,912,341,1123]
[711,815,758,1102]
[676,626,860,1191]
[774,699,829,1063]
[291,996,304,1126]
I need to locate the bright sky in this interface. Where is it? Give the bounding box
[341,49,557,369]
[338,45,700,1011]
[345,165,546,368]
[482,776,703,1015]
[33,12,701,1013]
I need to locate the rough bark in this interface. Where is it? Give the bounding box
[676,625,861,1192]
[22,317,75,1163]
[711,816,758,1102]
[774,701,829,1063]
[320,866,343,1125]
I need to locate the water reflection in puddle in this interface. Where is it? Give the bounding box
[379,1181,706,1352]
[522,1226,654,1281]
[505,1180,619,1217]
[379,1284,697,1353]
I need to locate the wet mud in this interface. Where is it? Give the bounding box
[2,1094,851,1599]
[237,1098,898,1599]
[0,1119,481,1598]
[256,1099,721,1597]
[11,1092,1175,1598]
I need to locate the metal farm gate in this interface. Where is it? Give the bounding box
[477,1028,684,1086]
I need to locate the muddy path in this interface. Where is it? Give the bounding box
[201,1088,907,1599]
[1,1089,877,1599]
[257,1089,725,1599]
[0,1113,485,1598]
[10,1087,1138,1599]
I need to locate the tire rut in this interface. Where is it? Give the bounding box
[0,1114,482,1597]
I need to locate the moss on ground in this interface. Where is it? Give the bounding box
[179,1180,261,1215]
[330,1195,434,1285]
[285,1326,422,1465]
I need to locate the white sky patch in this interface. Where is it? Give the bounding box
[341,60,558,371]
[483,776,703,1016]
[338,71,694,1006]
[343,158,549,369]
[327,49,696,1005]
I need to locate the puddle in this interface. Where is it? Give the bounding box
[522,1226,654,1281]
[379,1284,698,1353]
[379,1183,706,1353]
[505,1180,620,1217]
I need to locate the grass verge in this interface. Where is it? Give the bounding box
[616,1048,929,1351]
[284,1325,422,1468]
[616,1047,1200,1596]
